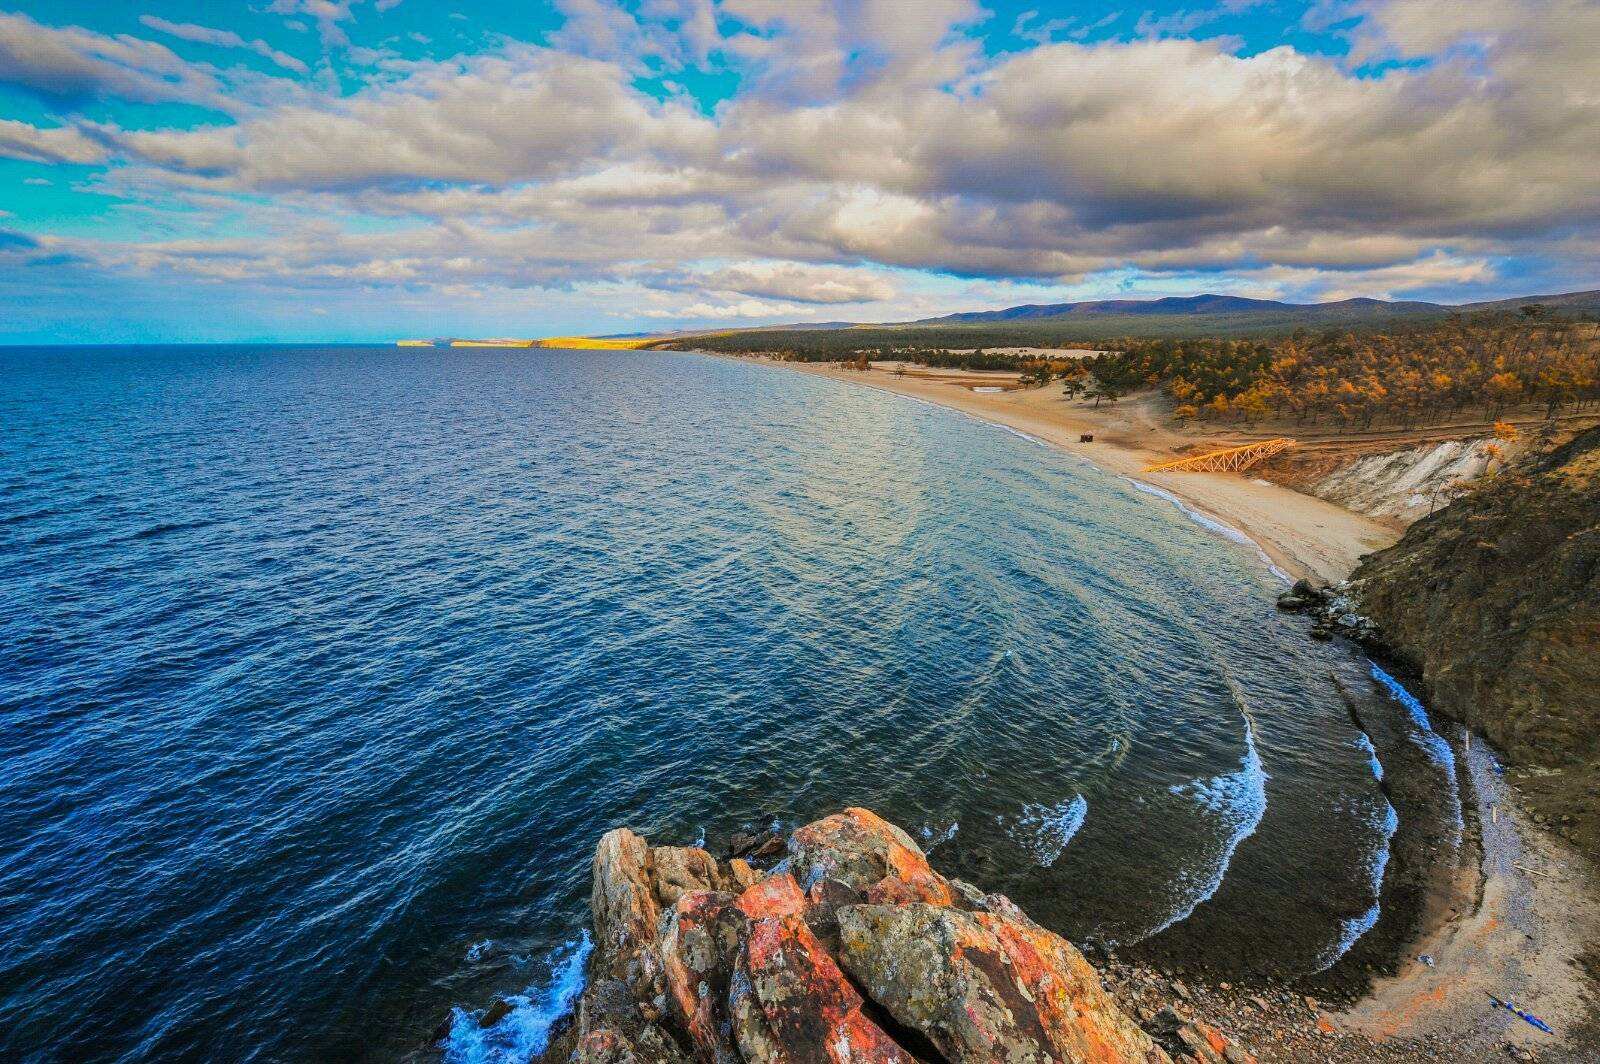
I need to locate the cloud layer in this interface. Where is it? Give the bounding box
[2,0,1597,337]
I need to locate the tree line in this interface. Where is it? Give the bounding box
[1079,317,1600,427]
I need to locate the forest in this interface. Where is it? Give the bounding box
[667,313,1600,429]
[1081,316,1600,427]
[655,326,1096,360]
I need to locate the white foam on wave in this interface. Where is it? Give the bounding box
[1149,723,1270,936]
[1123,478,1291,584]
[1369,664,1463,847]
[1354,731,1385,782]
[1000,424,1051,447]
[1009,795,1089,866]
[918,821,960,852]
[442,932,593,1064]
[1314,797,1399,970]
[879,388,1055,452]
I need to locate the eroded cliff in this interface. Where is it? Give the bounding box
[1347,426,1600,847]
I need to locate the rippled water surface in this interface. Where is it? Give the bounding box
[0,346,1445,1062]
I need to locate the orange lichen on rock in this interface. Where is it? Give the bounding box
[734,871,807,920]
[787,807,954,906]
[561,809,1256,1064]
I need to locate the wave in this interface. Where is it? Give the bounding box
[1008,795,1088,866]
[126,518,216,541]
[442,932,592,1064]
[1148,721,1270,936]
[918,820,960,852]
[1000,425,1051,448]
[1354,731,1385,782]
[875,387,1052,451]
[1369,664,1462,846]
[1123,478,1291,584]
[1314,798,1398,970]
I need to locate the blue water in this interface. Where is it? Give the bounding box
[1,346,1432,1061]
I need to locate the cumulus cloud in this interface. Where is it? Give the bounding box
[107,45,714,191]
[5,0,1599,325]
[0,11,236,110]
[702,261,897,303]
[0,118,108,164]
[641,297,805,318]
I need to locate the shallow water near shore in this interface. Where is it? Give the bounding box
[0,346,1457,1061]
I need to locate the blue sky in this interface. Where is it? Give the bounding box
[1,0,1595,342]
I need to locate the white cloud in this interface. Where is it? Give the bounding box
[0,119,108,165]
[268,0,356,48]
[0,11,233,111]
[107,45,715,191]
[6,0,1599,323]
[702,261,897,303]
[642,298,806,319]
[138,16,309,74]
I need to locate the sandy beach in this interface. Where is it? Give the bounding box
[749,357,1400,585]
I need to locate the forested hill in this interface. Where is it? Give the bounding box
[903,289,1600,328]
[657,289,1600,353]
[904,293,1441,326]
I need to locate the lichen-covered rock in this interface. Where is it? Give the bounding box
[659,891,744,1063]
[650,847,724,909]
[571,978,692,1064]
[982,908,1170,1063]
[726,859,760,894]
[732,871,807,920]
[592,830,664,1003]
[786,807,953,906]
[835,903,1169,1064]
[555,810,1224,1064]
[651,846,761,908]
[735,912,914,1063]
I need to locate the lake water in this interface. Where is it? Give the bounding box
[0,346,1453,1062]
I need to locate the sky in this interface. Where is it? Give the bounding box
[1,0,1597,343]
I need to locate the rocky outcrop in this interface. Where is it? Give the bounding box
[1342,426,1600,848]
[553,808,1257,1064]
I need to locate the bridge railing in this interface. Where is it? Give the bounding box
[1141,438,1296,473]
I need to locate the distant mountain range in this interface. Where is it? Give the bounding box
[653,287,1600,348]
[898,288,1600,328]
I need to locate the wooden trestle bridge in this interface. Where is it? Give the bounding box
[1142,438,1297,473]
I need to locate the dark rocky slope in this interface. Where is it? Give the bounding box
[1346,425,1600,848]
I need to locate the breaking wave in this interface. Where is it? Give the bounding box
[1149,722,1270,937]
[1315,798,1399,970]
[442,933,592,1064]
[1123,479,1291,583]
[918,821,960,852]
[1009,795,1089,866]
[1369,664,1463,847]
[1354,731,1385,782]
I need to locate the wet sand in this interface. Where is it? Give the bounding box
[1332,726,1600,1059]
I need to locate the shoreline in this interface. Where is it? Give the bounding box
[709,353,1399,585]
[681,349,1600,1059]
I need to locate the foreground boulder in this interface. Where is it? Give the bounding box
[546,807,1239,1063]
